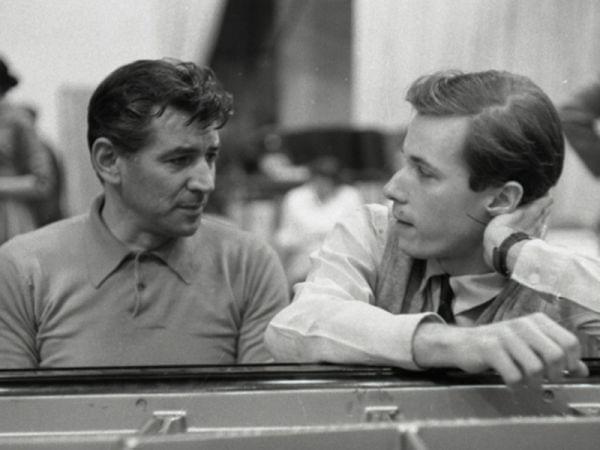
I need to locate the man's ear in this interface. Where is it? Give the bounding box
[484,181,524,217]
[90,137,121,184]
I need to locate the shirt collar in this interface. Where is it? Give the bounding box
[85,195,199,287]
[420,259,505,315]
[85,195,131,288]
[149,236,199,285]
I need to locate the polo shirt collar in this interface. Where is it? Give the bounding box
[420,259,505,315]
[85,196,131,288]
[149,236,199,285]
[85,196,199,287]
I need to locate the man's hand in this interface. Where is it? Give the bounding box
[413,313,589,386]
[483,195,552,270]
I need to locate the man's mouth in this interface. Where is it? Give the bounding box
[392,211,414,227]
[395,218,414,227]
[178,200,206,211]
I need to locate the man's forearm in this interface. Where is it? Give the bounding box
[412,321,465,369]
[265,294,437,370]
[412,313,588,385]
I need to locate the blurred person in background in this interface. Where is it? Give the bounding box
[257,130,310,183]
[558,78,600,248]
[275,156,363,287]
[20,104,66,226]
[0,56,54,243]
[559,78,600,178]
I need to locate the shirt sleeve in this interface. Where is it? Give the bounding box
[265,205,437,370]
[512,239,600,315]
[237,242,290,364]
[0,245,39,368]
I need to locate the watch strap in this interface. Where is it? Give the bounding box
[492,231,531,277]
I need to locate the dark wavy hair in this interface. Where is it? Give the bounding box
[87,58,233,154]
[406,70,564,204]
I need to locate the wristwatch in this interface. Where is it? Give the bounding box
[492,231,531,277]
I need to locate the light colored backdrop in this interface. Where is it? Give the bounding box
[2,0,600,237]
[352,0,600,240]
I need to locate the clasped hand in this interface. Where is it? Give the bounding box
[414,313,588,385]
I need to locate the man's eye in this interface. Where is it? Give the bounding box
[416,165,434,178]
[169,155,194,166]
[206,152,219,163]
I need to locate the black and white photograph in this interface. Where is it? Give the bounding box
[1,0,600,448]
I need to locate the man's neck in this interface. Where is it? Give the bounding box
[435,245,491,276]
[100,197,172,252]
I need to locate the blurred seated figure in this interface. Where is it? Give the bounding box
[0,57,54,243]
[559,77,600,177]
[258,130,310,183]
[556,78,600,252]
[0,58,289,368]
[275,156,363,286]
[20,104,66,226]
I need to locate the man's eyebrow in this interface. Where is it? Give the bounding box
[408,154,432,167]
[166,145,220,155]
[161,146,195,157]
[401,144,437,169]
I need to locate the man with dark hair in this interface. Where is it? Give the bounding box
[266,70,600,385]
[0,58,289,367]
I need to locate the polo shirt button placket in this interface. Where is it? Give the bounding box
[131,252,148,317]
[133,252,148,293]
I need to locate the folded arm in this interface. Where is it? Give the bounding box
[413,313,588,385]
[265,206,439,370]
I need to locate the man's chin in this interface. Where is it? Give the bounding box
[397,240,431,260]
[179,221,201,236]
[399,246,424,259]
[170,217,202,237]
[396,234,417,255]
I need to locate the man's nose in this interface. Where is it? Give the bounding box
[187,160,215,192]
[383,169,408,203]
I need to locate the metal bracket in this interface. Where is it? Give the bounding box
[364,405,401,422]
[569,403,600,417]
[137,410,188,435]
